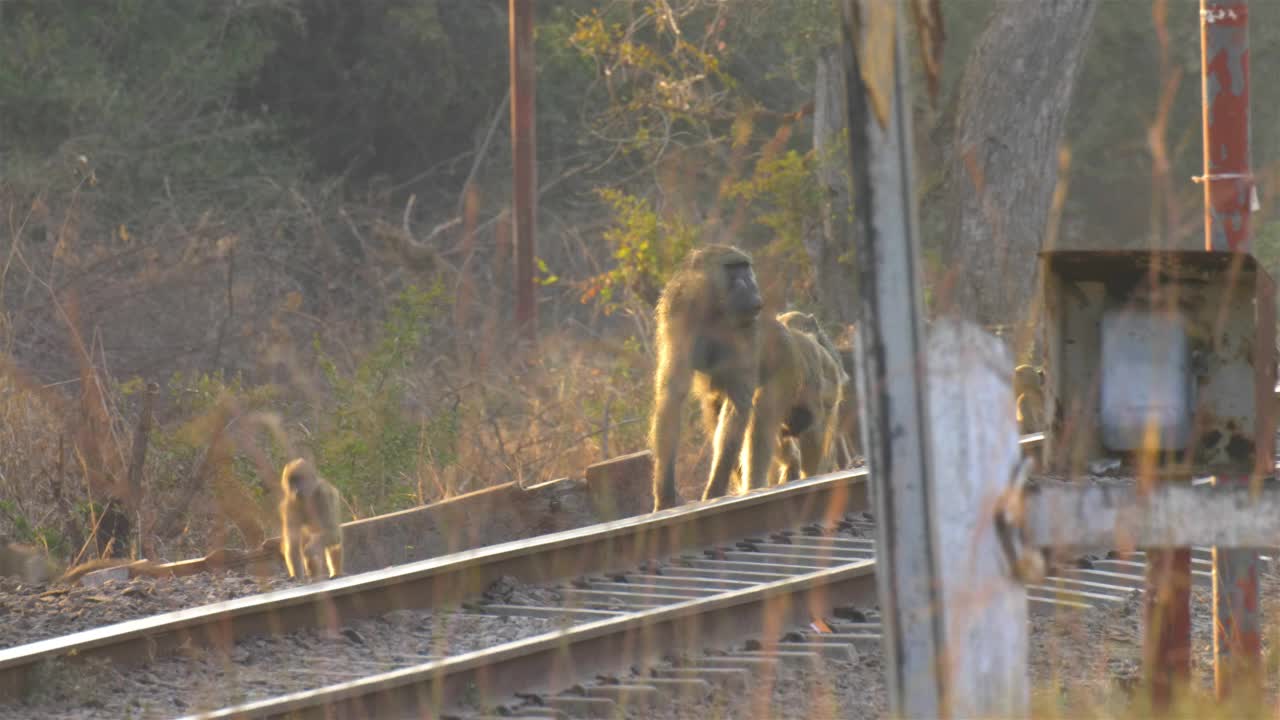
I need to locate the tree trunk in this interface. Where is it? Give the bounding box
[941,0,1098,331]
[810,45,859,326]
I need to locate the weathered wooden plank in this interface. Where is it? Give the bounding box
[928,319,1029,717]
[840,0,945,716]
[1022,482,1280,550]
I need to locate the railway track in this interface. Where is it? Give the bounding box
[6,430,1264,719]
[194,525,885,712]
[0,446,880,715]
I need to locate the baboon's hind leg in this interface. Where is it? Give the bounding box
[777,437,802,484]
[798,428,828,478]
[325,545,343,578]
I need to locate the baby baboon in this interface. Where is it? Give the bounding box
[651,245,819,510]
[279,458,344,580]
[776,311,846,482]
[1013,364,1046,434]
[0,542,60,584]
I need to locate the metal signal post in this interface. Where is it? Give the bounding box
[509,0,538,344]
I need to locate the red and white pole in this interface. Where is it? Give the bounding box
[1199,0,1262,702]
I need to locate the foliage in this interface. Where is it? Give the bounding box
[571,1,838,319]
[158,371,278,421]
[0,0,298,203]
[7,0,1280,560]
[0,500,66,556]
[582,189,700,312]
[240,0,509,187]
[568,0,836,167]
[1253,220,1280,317]
[313,284,454,516]
[725,149,822,255]
[570,4,735,162]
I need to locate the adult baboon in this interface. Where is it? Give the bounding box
[1013,364,1045,434]
[775,314,863,469]
[651,245,818,510]
[775,311,846,482]
[279,458,344,580]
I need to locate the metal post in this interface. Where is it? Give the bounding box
[840,2,944,716]
[509,0,537,343]
[1143,545,1192,709]
[1199,0,1262,700]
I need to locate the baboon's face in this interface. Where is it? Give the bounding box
[285,468,311,499]
[722,259,763,325]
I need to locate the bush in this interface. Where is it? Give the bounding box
[313,284,453,516]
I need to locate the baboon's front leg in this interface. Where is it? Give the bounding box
[834,433,854,469]
[777,436,803,484]
[702,399,749,500]
[281,513,303,579]
[325,544,344,578]
[302,539,323,581]
[651,352,693,512]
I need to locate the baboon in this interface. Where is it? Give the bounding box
[0,543,60,584]
[279,458,344,580]
[651,245,820,510]
[832,345,863,467]
[775,315,863,469]
[775,311,846,482]
[1013,364,1046,434]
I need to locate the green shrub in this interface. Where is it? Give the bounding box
[582,189,701,312]
[313,284,454,515]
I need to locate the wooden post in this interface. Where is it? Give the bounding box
[125,382,159,554]
[1022,481,1280,550]
[509,0,537,344]
[839,5,1034,709]
[842,3,1031,715]
[928,319,1029,717]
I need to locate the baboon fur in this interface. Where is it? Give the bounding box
[1013,363,1045,434]
[0,543,60,584]
[778,316,862,469]
[651,245,828,510]
[832,344,863,467]
[279,458,344,580]
[775,311,847,482]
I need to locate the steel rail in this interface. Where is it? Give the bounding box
[187,561,880,720]
[0,433,1043,705]
[0,462,875,700]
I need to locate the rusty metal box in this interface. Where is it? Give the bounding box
[1040,250,1275,476]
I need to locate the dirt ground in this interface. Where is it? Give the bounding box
[0,571,299,650]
